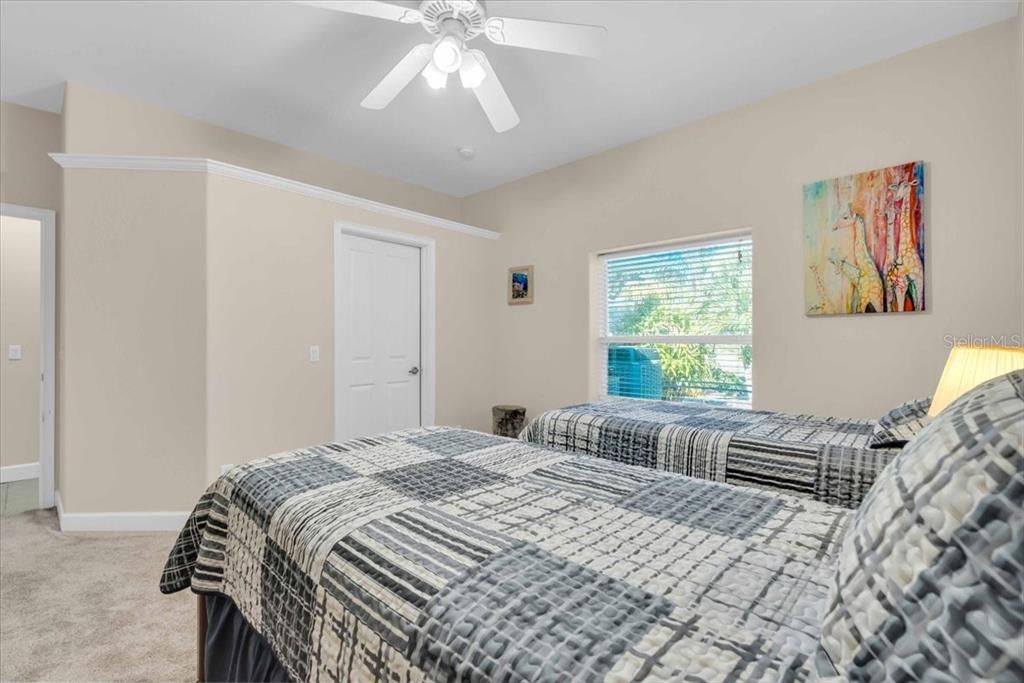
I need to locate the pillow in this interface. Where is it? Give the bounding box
[815,370,1023,681]
[868,396,932,448]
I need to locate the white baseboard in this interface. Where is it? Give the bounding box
[0,462,40,483]
[54,490,189,532]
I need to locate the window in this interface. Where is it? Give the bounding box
[597,235,753,407]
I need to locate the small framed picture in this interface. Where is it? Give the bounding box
[508,265,534,305]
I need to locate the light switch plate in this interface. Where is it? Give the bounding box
[309,345,320,362]
[7,345,22,361]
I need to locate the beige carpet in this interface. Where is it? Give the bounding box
[0,509,194,682]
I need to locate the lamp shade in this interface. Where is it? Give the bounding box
[928,345,1024,416]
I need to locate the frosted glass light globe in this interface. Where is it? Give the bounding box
[432,35,463,74]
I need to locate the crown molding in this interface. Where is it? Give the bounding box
[49,153,500,240]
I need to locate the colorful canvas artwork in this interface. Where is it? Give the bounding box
[803,161,925,316]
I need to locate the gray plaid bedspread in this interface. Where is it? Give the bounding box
[521,399,898,508]
[161,427,851,682]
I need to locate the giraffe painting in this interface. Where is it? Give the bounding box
[830,204,885,314]
[803,161,925,316]
[886,168,925,311]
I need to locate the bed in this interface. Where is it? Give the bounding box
[161,427,851,682]
[162,371,1023,683]
[520,398,901,508]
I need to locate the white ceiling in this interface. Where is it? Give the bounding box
[1,1,1016,197]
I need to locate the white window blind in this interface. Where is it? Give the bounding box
[598,235,753,407]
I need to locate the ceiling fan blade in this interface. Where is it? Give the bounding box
[295,1,423,24]
[484,16,606,58]
[361,43,432,110]
[471,52,519,133]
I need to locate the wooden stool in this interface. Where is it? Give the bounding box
[492,405,527,438]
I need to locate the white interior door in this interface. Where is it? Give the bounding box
[336,233,421,440]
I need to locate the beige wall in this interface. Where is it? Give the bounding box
[204,174,494,484]
[62,83,462,223]
[54,82,500,513]
[0,101,61,212]
[59,170,207,512]
[463,19,1024,420]
[1018,4,1023,326]
[59,167,496,511]
[1,216,41,468]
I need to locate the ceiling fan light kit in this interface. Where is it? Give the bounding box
[431,34,464,72]
[421,60,449,89]
[298,0,607,132]
[458,49,487,88]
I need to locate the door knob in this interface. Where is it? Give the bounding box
[408,366,420,375]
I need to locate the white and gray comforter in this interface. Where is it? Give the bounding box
[161,427,851,682]
[522,398,898,508]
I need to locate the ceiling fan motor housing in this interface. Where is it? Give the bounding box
[420,0,486,40]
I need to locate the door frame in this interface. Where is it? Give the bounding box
[0,203,56,509]
[333,221,436,441]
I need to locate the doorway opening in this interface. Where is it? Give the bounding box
[0,203,55,514]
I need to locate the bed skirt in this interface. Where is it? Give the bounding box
[201,593,290,683]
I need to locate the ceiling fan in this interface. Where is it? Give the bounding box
[297,1,607,132]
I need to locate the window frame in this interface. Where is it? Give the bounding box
[596,232,753,404]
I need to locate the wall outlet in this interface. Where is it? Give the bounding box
[309,345,320,362]
[7,345,22,360]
